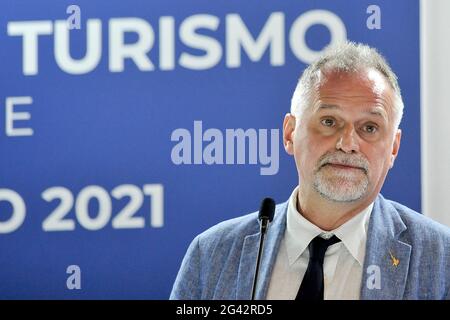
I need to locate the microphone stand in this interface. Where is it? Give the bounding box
[251,216,270,300]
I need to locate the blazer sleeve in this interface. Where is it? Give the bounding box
[169,235,202,299]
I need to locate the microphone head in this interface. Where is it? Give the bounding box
[258,197,275,222]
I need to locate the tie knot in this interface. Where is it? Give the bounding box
[308,235,341,262]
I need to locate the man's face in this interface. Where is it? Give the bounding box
[283,68,401,203]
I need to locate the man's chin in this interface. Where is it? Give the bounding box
[320,194,364,203]
[314,182,368,203]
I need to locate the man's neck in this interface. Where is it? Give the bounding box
[297,186,375,231]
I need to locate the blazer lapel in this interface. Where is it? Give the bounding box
[360,195,412,300]
[236,202,287,299]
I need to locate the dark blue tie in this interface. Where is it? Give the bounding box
[295,235,341,300]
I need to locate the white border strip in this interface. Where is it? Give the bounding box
[420,0,450,227]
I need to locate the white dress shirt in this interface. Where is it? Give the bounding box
[266,187,373,300]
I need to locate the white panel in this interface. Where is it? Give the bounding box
[420,0,450,226]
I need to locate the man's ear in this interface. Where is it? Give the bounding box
[283,113,296,155]
[389,129,402,168]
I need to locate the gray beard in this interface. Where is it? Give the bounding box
[313,166,369,202]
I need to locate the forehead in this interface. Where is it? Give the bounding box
[312,68,395,115]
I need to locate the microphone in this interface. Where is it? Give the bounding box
[251,197,275,300]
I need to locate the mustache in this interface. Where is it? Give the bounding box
[317,152,369,173]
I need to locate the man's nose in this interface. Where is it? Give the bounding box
[336,126,360,153]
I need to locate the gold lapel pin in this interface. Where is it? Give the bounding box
[389,250,400,267]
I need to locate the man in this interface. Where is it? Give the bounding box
[170,42,450,300]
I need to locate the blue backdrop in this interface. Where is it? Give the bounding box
[0,0,420,299]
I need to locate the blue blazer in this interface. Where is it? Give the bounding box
[170,194,450,300]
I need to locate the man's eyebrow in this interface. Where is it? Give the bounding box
[317,104,388,120]
[367,107,388,120]
[317,104,340,111]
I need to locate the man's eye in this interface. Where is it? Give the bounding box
[321,118,335,127]
[363,125,378,133]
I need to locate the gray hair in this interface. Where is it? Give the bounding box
[290,41,404,130]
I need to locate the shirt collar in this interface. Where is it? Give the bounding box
[285,186,373,267]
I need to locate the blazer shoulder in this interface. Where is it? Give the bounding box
[170,202,287,299]
[196,201,288,252]
[169,213,257,300]
[197,211,259,249]
[385,198,450,245]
